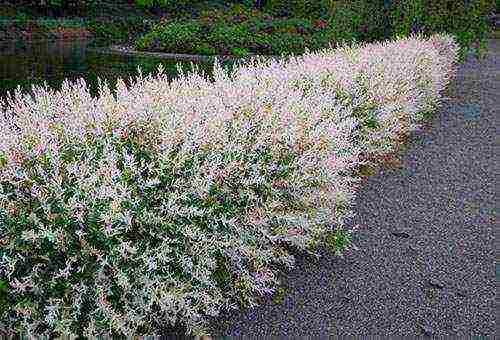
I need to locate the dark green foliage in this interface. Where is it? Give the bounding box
[8,0,101,16]
[133,0,493,60]
[134,0,265,11]
[263,0,332,19]
[134,0,204,14]
[45,0,100,9]
[384,0,496,59]
[325,227,354,256]
[135,13,337,56]
[0,279,8,317]
[327,0,386,44]
[87,16,151,44]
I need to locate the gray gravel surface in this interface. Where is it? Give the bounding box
[208,39,499,337]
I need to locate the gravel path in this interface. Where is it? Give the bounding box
[208,39,498,337]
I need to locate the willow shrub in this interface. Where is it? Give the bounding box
[0,33,459,336]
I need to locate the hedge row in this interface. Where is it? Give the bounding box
[0,33,459,336]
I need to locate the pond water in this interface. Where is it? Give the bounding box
[0,39,236,101]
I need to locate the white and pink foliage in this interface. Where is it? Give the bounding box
[0,33,459,336]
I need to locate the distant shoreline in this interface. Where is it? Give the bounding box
[90,44,284,64]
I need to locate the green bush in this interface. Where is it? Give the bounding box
[88,17,151,44]
[24,0,100,14]
[264,0,333,19]
[199,3,271,25]
[135,3,340,57]
[322,0,494,60]
[231,47,251,57]
[385,0,496,60]
[136,21,205,53]
[209,22,255,51]
[37,17,86,30]
[133,0,493,60]
[135,0,202,11]
[326,0,386,45]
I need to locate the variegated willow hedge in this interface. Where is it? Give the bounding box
[0,33,459,336]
